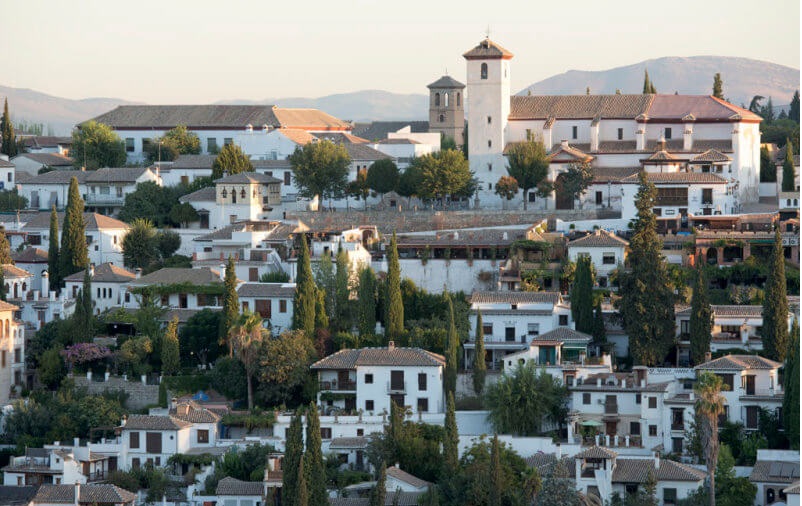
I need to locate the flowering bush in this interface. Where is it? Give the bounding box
[60,343,112,367]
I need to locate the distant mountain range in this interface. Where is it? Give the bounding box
[2,56,798,135]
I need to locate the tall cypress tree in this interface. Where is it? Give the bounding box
[444,293,458,397]
[58,177,88,284]
[386,232,404,340]
[490,435,503,506]
[443,392,459,472]
[790,90,800,124]
[689,262,713,365]
[0,268,5,301]
[74,268,94,342]
[314,286,329,332]
[296,456,308,506]
[712,73,724,99]
[783,319,800,450]
[161,316,180,375]
[762,229,789,361]
[283,412,304,506]
[293,235,317,336]
[592,301,606,344]
[571,256,594,333]
[369,462,386,506]
[304,403,327,506]
[48,205,60,290]
[782,141,796,192]
[616,171,675,365]
[357,266,377,336]
[220,255,239,356]
[0,99,17,158]
[472,310,486,396]
[334,245,351,331]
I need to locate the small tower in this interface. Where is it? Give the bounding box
[427,75,466,148]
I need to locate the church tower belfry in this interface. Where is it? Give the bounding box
[427,75,466,148]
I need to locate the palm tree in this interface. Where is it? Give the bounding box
[229,311,267,410]
[694,372,727,506]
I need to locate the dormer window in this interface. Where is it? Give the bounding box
[481,63,488,80]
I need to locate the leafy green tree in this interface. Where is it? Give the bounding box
[444,294,459,397]
[72,120,126,169]
[304,404,327,506]
[47,206,60,289]
[386,233,404,340]
[289,140,350,209]
[506,138,549,210]
[535,459,581,506]
[713,73,724,99]
[415,149,473,207]
[145,125,201,163]
[119,182,187,227]
[485,361,568,436]
[334,246,352,332]
[782,141,796,191]
[209,356,247,401]
[494,175,519,205]
[369,462,386,506]
[762,229,789,361]
[570,256,594,333]
[695,372,726,506]
[161,316,180,375]
[346,170,370,209]
[443,392,459,471]
[441,135,457,151]
[783,319,799,449]
[58,177,88,283]
[257,330,316,407]
[472,310,486,396]
[220,256,240,356]
[293,236,317,336]
[357,266,377,335]
[0,190,27,211]
[0,229,11,265]
[690,263,713,365]
[156,230,181,259]
[211,143,253,179]
[366,159,400,197]
[169,203,199,227]
[759,146,776,182]
[0,99,18,158]
[560,162,594,204]
[397,163,423,207]
[283,412,304,506]
[38,346,66,389]
[616,171,675,365]
[121,218,160,270]
[179,309,221,366]
[790,90,800,124]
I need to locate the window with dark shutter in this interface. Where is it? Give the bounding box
[129,432,139,449]
[145,432,162,454]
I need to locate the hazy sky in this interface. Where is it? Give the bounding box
[4,0,800,103]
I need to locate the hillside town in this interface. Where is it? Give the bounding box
[0,35,799,506]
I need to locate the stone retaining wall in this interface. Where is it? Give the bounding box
[72,376,161,410]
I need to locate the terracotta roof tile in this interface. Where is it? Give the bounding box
[123,414,191,430]
[386,466,431,488]
[85,167,153,183]
[216,477,265,496]
[22,212,129,231]
[620,172,728,184]
[695,354,782,371]
[689,149,732,163]
[510,95,653,120]
[649,95,763,122]
[351,121,430,142]
[21,169,88,185]
[749,461,800,483]
[592,167,640,183]
[575,446,618,459]
[179,186,216,203]
[278,128,318,145]
[34,484,137,504]
[12,152,73,166]
[463,38,514,59]
[568,230,629,248]
[237,283,296,298]
[11,247,48,263]
[170,400,221,424]
[170,154,216,170]
[89,105,280,129]
[129,267,229,287]
[64,263,135,283]
[272,108,351,130]
[2,264,32,278]
[469,291,561,305]
[214,172,281,185]
[314,132,370,144]
[613,458,706,483]
[312,346,445,369]
[534,327,593,344]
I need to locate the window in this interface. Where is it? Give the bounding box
[680,320,689,336]
[207,138,217,153]
[664,488,677,505]
[224,137,233,146]
[129,432,140,449]
[284,171,292,186]
[482,324,492,336]
[434,93,440,106]
[572,126,578,139]
[456,93,461,106]
[527,323,540,336]
[320,427,332,439]
[418,373,427,391]
[132,458,140,469]
[559,315,568,326]
[444,93,449,107]
[664,127,672,139]
[718,374,734,391]
[528,192,537,203]
[487,163,492,172]
[197,430,209,444]
[617,128,623,140]
[745,406,759,429]
[672,437,683,454]
[125,138,135,152]
[439,114,445,123]
[602,253,616,265]
[480,63,488,79]
[648,397,657,409]
[142,138,152,152]
[583,393,591,405]
[487,116,492,124]
[417,398,429,412]
[702,188,713,205]
[357,428,364,436]
[277,299,287,314]
[596,191,603,205]
[629,421,641,435]
[364,374,373,384]
[145,432,162,453]
[649,425,657,436]
[14,348,20,363]
[488,183,493,190]
[505,327,516,342]
[488,140,492,148]
[365,400,374,411]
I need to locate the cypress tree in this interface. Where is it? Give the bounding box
[0,229,12,265]
[790,90,800,124]
[220,255,239,356]
[73,267,94,342]
[296,456,308,506]
[314,287,329,331]
[386,232,404,340]
[643,70,652,94]
[444,293,458,397]
[334,245,351,331]
[293,235,317,336]
[357,266,377,335]
[472,310,486,396]
[48,205,60,290]
[0,268,5,301]
[782,141,796,192]
[783,319,800,450]
[304,403,327,506]
[283,412,304,506]
[161,316,180,375]
[762,229,789,361]
[616,171,675,365]
[689,262,713,365]
[592,301,606,344]
[571,256,594,333]
[0,99,17,158]
[315,253,335,324]
[712,73,724,99]
[58,177,88,284]
[369,462,386,506]
[443,392,459,471]
[490,435,503,506]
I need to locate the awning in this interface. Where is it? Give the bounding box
[580,420,604,427]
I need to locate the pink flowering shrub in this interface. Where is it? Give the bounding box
[60,343,112,367]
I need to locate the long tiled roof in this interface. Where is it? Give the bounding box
[649,95,762,122]
[463,38,514,59]
[22,212,129,231]
[645,150,679,162]
[469,291,561,305]
[33,483,137,504]
[0,158,12,168]
[330,492,424,506]
[193,221,279,241]
[749,461,800,483]
[690,149,732,163]
[129,267,227,287]
[214,172,282,184]
[179,186,216,203]
[89,105,280,129]
[312,347,445,369]
[535,327,592,343]
[342,143,392,161]
[620,172,728,184]
[278,128,318,145]
[2,264,32,278]
[123,414,191,430]
[19,136,72,148]
[396,229,523,247]
[237,283,296,298]
[0,485,37,505]
[427,75,465,89]
[568,230,628,248]
[352,121,430,142]
[547,144,594,162]
[170,154,216,169]
[575,446,618,459]
[11,247,48,263]
[314,132,370,144]
[85,167,152,183]
[675,305,764,317]
[216,477,264,496]
[613,458,707,483]
[170,401,221,424]
[13,152,74,166]
[64,262,135,283]
[695,354,782,371]
[386,466,431,488]
[592,167,640,183]
[272,108,351,130]
[21,169,88,184]
[510,95,653,120]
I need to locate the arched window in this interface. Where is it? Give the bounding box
[434,93,440,106]
[481,63,488,80]
[457,93,461,106]
[444,93,449,107]
[240,189,246,199]
[766,488,775,504]
[221,188,227,198]
[439,114,445,123]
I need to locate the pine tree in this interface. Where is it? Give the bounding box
[58,177,88,284]
[334,245,351,331]
[616,171,675,365]
[386,232,404,340]
[762,229,789,361]
[357,266,377,335]
[570,256,594,333]
[304,403,327,506]
[0,99,17,158]
[790,90,800,124]
[0,230,12,265]
[472,310,487,396]
[293,235,317,336]
[689,262,713,365]
[712,73,724,99]
[283,412,304,506]
[782,141,796,192]
[161,316,180,375]
[444,293,458,397]
[296,456,309,506]
[591,301,606,344]
[370,462,386,506]
[490,435,503,506]
[220,255,239,356]
[783,319,799,450]
[48,205,60,290]
[443,392,459,471]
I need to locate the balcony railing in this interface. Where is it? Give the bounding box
[603,402,618,414]
[386,381,406,394]
[671,422,684,431]
[319,380,356,391]
[86,194,125,206]
[86,471,106,482]
[740,388,780,397]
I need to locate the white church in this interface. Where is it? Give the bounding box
[460,37,763,217]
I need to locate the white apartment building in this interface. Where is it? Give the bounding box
[191,220,285,282]
[237,283,295,333]
[11,152,73,176]
[123,267,237,311]
[2,442,112,486]
[17,170,88,210]
[0,300,24,404]
[0,157,14,189]
[11,247,49,297]
[63,263,136,313]
[566,229,628,289]
[84,167,161,215]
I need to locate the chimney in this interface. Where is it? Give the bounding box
[636,128,646,151]
[560,139,570,149]
[683,125,694,151]
[135,268,142,279]
[219,263,226,281]
[73,437,79,447]
[597,378,602,387]
[89,264,95,278]
[42,270,49,296]
[388,341,395,351]
[653,451,660,469]
[120,415,127,427]
[502,232,508,241]
[453,231,459,240]
[246,124,253,134]
[171,397,178,410]
[74,482,80,506]
[262,124,269,134]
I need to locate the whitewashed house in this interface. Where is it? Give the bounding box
[11,247,49,297]
[0,300,24,405]
[237,283,295,333]
[84,167,161,215]
[123,267,238,311]
[0,157,14,189]
[749,450,800,506]
[18,136,72,156]
[17,170,88,210]
[385,465,432,493]
[214,477,266,506]
[566,229,628,289]
[31,483,136,506]
[191,220,286,282]
[63,263,135,313]
[156,154,214,187]
[311,342,445,416]
[11,153,73,177]
[2,442,112,486]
